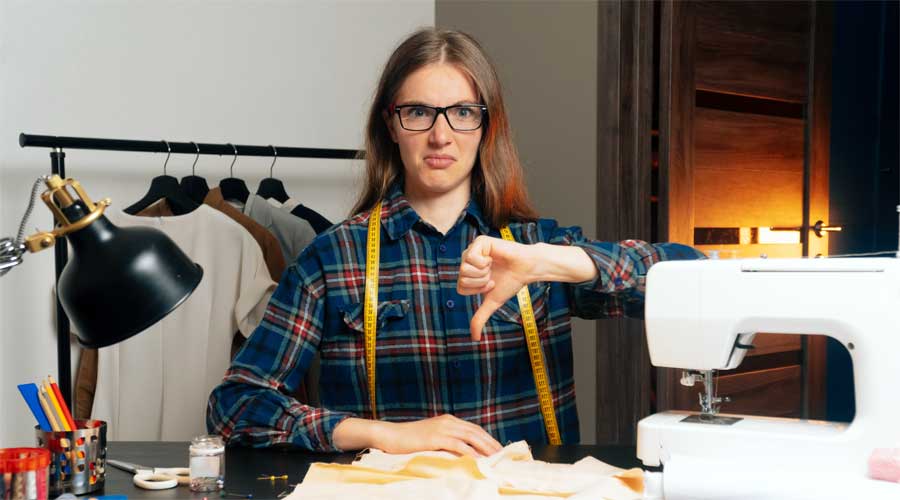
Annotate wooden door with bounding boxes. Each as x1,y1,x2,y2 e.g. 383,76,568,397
657,0,832,419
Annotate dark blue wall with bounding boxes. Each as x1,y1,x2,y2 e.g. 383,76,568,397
827,0,898,422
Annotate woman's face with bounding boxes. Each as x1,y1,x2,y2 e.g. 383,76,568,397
387,63,483,200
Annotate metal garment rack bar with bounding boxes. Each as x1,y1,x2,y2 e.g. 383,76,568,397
20,133,363,160
19,132,365,406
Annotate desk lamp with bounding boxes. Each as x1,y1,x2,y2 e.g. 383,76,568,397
0,175,203,347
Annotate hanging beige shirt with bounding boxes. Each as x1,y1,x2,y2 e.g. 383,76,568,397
288,441,644,500
91,205,276,441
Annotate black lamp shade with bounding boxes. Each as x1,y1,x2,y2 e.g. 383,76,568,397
57,210,202,348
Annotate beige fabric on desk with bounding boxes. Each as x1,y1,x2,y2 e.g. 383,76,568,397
287,441,643,500
90,205,275,440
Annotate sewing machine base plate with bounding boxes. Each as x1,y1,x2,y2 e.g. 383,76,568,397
680,414,742,426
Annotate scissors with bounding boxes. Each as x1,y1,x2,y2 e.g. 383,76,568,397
107,459,190,490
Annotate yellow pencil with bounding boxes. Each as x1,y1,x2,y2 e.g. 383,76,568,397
37,386,62,432
42,381,71,431
48,376,77,430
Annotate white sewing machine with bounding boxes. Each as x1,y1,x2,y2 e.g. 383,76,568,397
636,257,900,480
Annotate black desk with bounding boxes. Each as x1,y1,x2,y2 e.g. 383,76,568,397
98,442,641,499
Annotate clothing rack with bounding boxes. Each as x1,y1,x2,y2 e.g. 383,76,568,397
19,132,365,406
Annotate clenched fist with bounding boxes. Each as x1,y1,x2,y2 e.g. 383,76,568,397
457,235,538,341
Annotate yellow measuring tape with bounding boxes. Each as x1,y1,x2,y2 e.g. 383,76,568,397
364,202,382,419
499,227,561,445
364,204,561,444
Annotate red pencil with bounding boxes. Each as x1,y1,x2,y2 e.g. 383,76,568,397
47,376,77,430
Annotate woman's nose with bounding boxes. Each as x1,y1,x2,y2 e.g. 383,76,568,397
429,113,453,145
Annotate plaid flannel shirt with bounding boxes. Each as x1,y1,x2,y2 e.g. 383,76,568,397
207,183,704,451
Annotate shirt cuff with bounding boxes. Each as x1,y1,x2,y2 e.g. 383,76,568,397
290,405,357,452
571,240,649,294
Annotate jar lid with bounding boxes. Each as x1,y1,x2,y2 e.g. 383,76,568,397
0,448,51,473
191,434,224,446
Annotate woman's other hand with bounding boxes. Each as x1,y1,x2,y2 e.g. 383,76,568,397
333,414,503,457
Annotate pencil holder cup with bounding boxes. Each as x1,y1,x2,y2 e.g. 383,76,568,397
34,419,106,496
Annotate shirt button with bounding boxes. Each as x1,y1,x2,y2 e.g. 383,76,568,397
446,299,455,309
439,244,447,253
614,277,624,287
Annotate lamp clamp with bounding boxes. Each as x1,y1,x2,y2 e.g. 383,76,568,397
23,175,111,253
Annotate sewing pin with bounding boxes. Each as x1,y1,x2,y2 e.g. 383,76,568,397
219,492,253,499
276,484,299,498
257,474,289,481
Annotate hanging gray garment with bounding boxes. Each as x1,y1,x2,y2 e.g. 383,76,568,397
243,193,316,263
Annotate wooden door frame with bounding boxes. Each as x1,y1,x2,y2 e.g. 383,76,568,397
656,0,696,413
594,0,655,445
803,0,833,420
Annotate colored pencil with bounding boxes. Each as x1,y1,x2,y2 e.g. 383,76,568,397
37,386,62,432
48,376,77,430
42,380,71,431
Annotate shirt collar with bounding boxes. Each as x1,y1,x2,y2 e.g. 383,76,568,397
462,194,492,236
379,182,493,240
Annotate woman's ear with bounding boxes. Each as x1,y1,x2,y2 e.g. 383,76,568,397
383,111,398,143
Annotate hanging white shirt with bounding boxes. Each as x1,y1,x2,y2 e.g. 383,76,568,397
92,205,275,441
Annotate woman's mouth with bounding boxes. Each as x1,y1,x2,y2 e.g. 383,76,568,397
424,154,455,168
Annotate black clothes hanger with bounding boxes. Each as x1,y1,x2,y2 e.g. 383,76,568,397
256,145,290,203
180,141,209,204
125,140,200,216
218,143,249,204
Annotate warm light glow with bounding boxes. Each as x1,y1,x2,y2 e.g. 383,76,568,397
759,227,801,244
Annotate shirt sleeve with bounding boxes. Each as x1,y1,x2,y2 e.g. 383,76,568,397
208,249,355,451
544,221,706,319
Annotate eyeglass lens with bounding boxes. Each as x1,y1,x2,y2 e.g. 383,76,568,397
397,105,484,131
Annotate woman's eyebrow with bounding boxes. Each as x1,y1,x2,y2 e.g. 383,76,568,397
395,100,430,107
395,99,480,107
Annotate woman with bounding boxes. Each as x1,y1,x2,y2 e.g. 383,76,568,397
207,28,702,457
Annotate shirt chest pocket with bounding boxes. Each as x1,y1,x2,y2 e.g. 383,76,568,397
484,282,551,341
338,299,411,339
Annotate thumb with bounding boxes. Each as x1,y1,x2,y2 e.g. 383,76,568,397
470,297,503,341
467,236,493,268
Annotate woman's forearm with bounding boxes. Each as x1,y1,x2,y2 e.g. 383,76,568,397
528,243,597,284
332,417,384,450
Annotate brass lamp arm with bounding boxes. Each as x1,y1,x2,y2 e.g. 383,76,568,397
0,175,110,276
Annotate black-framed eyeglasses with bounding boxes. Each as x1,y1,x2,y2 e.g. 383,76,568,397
393,104,488,131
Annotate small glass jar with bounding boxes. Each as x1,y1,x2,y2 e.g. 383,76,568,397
188,435,224,492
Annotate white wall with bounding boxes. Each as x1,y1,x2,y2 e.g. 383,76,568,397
0,0,434,447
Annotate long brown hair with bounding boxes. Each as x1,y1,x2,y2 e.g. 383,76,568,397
351,28,538,227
